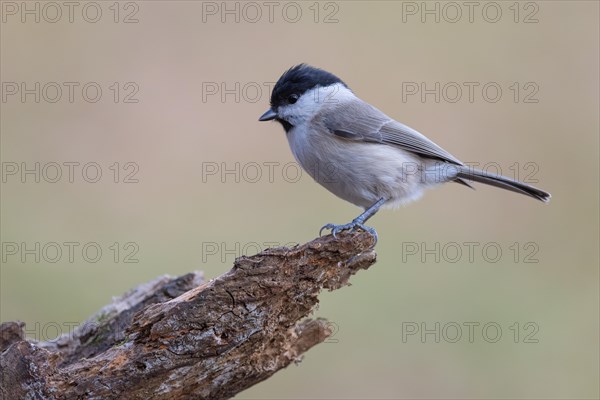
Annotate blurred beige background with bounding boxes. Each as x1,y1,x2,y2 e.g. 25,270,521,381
1,1,598,399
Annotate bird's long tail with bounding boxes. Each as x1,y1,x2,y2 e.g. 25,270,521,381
456,166,551,203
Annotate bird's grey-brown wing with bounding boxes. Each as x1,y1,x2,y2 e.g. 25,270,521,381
321,99,464,166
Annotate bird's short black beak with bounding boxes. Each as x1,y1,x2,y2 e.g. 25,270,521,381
259,109,277,121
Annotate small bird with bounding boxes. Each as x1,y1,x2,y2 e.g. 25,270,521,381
259,64,550,241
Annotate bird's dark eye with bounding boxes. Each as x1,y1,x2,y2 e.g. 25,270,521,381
288,94,299,104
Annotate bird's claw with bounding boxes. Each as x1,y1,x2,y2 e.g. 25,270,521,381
319,221,378,245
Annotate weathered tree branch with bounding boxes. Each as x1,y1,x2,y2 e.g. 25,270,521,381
1,232,376,400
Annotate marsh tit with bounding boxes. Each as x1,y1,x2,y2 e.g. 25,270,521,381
259,64,550,241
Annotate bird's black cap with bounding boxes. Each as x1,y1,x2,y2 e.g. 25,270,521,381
269,64,347,109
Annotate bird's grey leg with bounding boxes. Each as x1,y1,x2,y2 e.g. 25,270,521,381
353,197,386,225
320,197,386,244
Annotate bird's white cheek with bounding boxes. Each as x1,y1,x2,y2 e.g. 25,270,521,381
278,105,303,126
277,105,292,122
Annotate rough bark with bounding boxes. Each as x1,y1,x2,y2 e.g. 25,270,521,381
0,231,376,400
